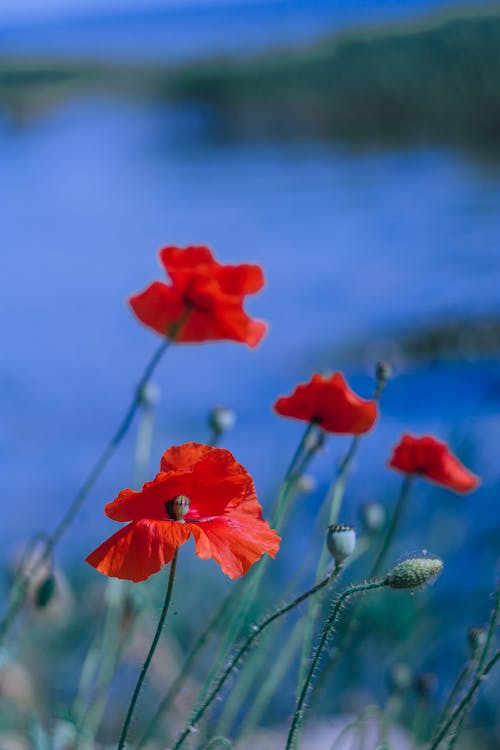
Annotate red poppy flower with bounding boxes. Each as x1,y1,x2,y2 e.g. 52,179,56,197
86,443,280,582
129,245,267,347
273,372,378,435
388,434,480,494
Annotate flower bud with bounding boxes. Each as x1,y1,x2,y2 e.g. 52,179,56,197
376,360,392,386
415,672,438,699
386,556,443,590
326,524,356,565
138,382,161,408
34,574,57,609
387,662,413,693
209,406,236,436
467,626,487,658
359,502,386,534
296,474,317,495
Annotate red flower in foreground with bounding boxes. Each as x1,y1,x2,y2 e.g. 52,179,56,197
129,245,267,347
86,443,280,582
274,372,378,434
388,434,480,494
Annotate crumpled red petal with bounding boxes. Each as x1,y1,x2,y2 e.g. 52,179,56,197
388,434,480,494
274,372,378,435
85,519,191,582
190,516,281,579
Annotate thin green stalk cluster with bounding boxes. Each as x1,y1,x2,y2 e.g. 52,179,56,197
286,579,388,750
117,551,179,750
0,338,171,647
429,575,500,749
170,566,341,750
145,421,320,746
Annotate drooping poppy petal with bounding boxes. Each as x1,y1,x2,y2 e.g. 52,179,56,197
191,516,280,579
86,444,280,582
129,245,267,347
388,434,480,494
274,372,378,435
85,519,191,582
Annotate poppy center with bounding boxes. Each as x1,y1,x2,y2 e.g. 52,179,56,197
166,495,191,523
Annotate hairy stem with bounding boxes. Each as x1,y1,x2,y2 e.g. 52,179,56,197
286,579,387,750
428,650,500,750
171,566,342,750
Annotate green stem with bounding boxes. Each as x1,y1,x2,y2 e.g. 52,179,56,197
0,337,172,646
296,434,361,699
435,575,500,750
427,650,500,750
371,474,414,577
117,551,179,750
432,660,474,747
286,579,387,750
171,566,341,750
136,585,238,748
189,422,320,715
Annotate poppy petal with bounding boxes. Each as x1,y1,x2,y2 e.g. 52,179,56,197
85,519,191,582
190,517,281,579
160,442,214,472
129,281,185,337
274,372,377,435
105,471,194,522
388,434,480,494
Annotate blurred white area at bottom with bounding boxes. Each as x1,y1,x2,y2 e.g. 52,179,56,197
238,716,412,750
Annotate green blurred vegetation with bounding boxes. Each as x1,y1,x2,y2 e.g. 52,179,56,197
2,5,500,143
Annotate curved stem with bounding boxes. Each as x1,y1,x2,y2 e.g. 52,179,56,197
286,579,387,750
0,337,172,646
137,585,238,748
427,650,500,750
432,575,500,750
117,551,179,750
170,566,342,750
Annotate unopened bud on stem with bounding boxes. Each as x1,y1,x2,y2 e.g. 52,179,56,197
386,556,443,590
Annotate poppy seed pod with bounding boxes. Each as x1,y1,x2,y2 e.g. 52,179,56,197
386,556,443,590
326,524,356,565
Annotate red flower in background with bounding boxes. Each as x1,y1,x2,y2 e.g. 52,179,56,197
388,434,480,494
129,245,267,347
86,443,280,582
274,372,378,435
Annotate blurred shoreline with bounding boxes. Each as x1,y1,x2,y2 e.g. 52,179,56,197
1,4,500,145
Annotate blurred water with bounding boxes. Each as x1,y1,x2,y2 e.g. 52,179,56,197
1,96,500,596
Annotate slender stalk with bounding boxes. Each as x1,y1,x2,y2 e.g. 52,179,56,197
137,585,239,748
170,566,342,750
117,551,179,750
370,475,414,577
311,475,416,701
431,660,474,747
202,738,233,749
427,650,500,750
189,423,320,707
0,337,173,646
433,575,500,750
286,579,387,750
296,434,360,698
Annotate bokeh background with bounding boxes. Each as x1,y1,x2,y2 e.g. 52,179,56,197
1,1,500,747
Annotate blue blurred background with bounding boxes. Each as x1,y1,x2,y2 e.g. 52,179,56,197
1,0,500,745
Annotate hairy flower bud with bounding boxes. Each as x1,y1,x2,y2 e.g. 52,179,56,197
376,360,393,386
387,662,413,693
386,556,443,590
326,524,356,565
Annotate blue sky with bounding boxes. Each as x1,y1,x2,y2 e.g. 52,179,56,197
0,0,278,23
